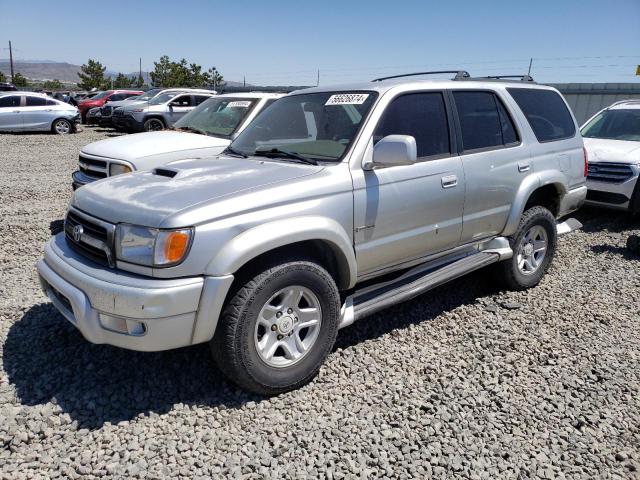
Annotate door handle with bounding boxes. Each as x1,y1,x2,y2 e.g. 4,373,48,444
441,175,458,188
45,109,52,112
518,162,531,172
12,110,20,113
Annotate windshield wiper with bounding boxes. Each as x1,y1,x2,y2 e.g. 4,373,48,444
222,146,248,158
177,126,208,136
253,148,319,165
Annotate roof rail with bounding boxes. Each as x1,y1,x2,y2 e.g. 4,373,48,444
608,99,640,108
470,75,535,83
372,70,470,82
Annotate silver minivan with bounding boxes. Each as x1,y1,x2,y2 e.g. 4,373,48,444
0,92,80,134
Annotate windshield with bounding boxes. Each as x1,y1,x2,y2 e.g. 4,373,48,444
136,89,162,101
229,91,377,162
174,97,257,137
90,91,110,100
582,109,640,141
149,92,181,105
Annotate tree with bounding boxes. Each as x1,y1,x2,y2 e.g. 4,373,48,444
135,72,144,88
12,73,28,87
0,71,6,83
205,67,224,89
150,55,174,87
43,79,64,90
150,55,223,88
112,73,135,89
77,59,107,90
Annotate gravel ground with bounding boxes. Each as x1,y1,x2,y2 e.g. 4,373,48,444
0,127,639,479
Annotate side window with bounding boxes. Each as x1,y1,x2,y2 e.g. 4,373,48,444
171,95,192,107
194,95,211,105
46,99,58,106
0,95,21,107
507,88,576,142
496,98,518,145
375,92,450,158
25,96,48,107
453,91,501,151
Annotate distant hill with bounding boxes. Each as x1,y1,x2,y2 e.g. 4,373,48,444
0,59,248,87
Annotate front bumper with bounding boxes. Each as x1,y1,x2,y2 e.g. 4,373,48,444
37,233,233,351
585,170,640,212
72,170,98,190
112,114,143,132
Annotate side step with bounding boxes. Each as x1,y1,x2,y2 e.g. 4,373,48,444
339,250,504,329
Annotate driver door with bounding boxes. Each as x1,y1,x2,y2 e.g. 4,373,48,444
352,91,465,277
167,94,193,125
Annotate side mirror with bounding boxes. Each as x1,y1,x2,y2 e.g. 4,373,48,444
369,135,417,168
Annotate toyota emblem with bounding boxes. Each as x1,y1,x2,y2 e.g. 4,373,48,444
73,225,84,242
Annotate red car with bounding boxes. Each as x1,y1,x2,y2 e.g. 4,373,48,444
78,90,143,123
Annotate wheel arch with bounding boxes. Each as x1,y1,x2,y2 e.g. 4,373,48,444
50,116,74,133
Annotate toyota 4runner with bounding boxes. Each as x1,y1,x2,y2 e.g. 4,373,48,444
37,71,586,395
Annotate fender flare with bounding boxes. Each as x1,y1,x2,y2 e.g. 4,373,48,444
205,216,357,289
503,173,567,237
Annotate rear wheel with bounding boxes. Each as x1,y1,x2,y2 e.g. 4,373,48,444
143,117,165,131
211,259,340,395
52,118,73,135
496,206,557,290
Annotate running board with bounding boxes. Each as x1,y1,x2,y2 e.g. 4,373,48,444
339,249,506,329
557,218,582,236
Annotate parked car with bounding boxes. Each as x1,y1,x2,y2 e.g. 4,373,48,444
78,90,143,123
73,92,283,188
0,82,18,92
581,100,640,212
99,88,188,129
112,89,216,132
0,91,79,134
37,72,586,394
85,106,103,125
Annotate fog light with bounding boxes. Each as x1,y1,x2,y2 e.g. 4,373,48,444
99,313,146,336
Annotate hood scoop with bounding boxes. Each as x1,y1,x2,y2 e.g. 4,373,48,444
153,168,178,178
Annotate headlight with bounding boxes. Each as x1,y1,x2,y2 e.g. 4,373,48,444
116,225,193,267
130,108,144,113
109,163,133,176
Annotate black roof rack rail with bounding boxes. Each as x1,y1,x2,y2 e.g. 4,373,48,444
469,75,536,83
372,70,470,82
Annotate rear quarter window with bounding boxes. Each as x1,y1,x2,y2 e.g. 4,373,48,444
507,88,576,142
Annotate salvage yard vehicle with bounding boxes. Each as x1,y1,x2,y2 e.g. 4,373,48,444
72,92,283,188
37,71,586,394
581,100,640,212
78,89,143,123
0,91,80,134
112,89,217,132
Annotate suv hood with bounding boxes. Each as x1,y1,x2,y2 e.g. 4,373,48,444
584,137,640,163
81,131,230,162
72,157,323,228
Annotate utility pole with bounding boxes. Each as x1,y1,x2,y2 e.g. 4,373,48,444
139,57,142,85
9,41,15,83
243,76,246,88
527,57,533,76
317,69,320,86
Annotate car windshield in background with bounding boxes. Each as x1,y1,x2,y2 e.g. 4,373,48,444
90,91,110,100
149,92,180,105
581,109,640,142
174,97,257,138
137,89,162,101
229,91,377,162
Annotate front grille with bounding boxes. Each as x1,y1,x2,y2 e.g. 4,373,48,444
587,162,634,184
64,210,115,267
78,154,107,179
113,108,125,118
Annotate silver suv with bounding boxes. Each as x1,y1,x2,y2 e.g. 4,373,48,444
113,89,216,132
37,71,586,394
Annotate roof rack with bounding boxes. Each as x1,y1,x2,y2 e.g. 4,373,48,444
608,99,640,108
372,70,470,82
472,75,536,83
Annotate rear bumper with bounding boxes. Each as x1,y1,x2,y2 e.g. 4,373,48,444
37,233,233,351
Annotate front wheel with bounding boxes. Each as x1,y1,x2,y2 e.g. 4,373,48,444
496,206,557,290
52,118,73,135
143,117,165,131
210,259,340,395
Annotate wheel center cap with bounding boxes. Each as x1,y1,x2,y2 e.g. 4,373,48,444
523,243,534,256
277,316,294,334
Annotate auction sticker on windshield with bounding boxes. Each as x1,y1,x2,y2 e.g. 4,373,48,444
228,101,252,108
325,93,369,106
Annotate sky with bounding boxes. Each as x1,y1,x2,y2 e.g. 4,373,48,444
1,0,639,85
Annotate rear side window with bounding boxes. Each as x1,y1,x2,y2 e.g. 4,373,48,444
46,99,58,106
194,95,211,105
26,96,47,106
375,92,450,158
507,88,575,142
0,95,21,107
453,91,519,151
170,95,192,107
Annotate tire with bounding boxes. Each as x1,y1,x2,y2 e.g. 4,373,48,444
52,118,73,135
143,117,165,131
495,206,557,290
210,258,340,395
627,235,640,253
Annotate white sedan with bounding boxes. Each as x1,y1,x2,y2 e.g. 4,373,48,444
0,92,80,134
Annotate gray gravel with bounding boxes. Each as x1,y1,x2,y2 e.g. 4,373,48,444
1,127,639,479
